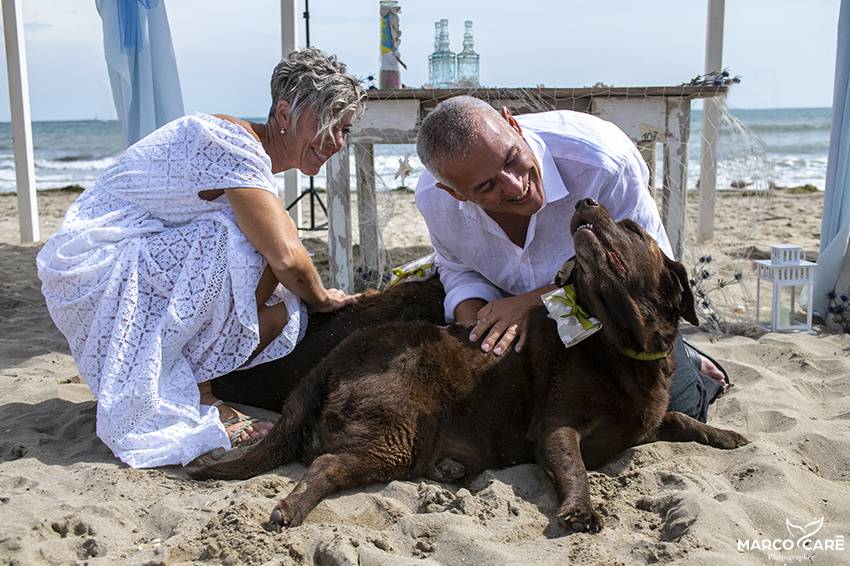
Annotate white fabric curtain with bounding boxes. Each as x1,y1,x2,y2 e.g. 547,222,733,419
814,0,850,315
96,0,184,147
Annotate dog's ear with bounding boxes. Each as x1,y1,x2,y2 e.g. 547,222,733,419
663,254,699,326
554,257,577,288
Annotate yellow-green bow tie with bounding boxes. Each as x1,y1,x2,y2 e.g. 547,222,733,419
389,262,434,286
549,284,595,330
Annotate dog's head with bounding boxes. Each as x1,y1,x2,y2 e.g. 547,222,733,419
555,198,697,354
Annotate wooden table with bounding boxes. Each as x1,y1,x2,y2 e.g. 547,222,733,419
324,85,728,291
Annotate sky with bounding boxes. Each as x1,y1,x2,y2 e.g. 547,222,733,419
0,0,841,122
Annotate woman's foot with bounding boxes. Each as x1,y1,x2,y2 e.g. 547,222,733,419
199,382,274,446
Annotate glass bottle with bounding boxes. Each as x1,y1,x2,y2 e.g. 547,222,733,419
428,19,456,88
456,20,480,87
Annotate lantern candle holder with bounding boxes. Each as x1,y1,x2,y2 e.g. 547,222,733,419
754,244,817,332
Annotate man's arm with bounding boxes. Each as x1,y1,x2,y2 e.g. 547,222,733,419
416,176,545,355
434,247,503,322
415,184,503,322
453,298,487,326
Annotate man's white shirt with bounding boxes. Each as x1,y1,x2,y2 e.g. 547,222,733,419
414,110,673,321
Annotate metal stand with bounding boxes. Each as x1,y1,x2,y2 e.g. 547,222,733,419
286,176,328,231
285,0,327,231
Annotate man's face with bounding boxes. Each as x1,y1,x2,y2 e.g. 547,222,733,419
434,107,545,217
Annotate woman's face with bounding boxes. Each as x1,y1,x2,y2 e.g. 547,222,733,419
289,108,354,176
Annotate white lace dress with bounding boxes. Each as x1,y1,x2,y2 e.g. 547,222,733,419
37,114,307,468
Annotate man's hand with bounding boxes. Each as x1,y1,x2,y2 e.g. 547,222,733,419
468,292,545,355
700,355,728,391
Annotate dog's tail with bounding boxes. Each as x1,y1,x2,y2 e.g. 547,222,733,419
187,364,330,481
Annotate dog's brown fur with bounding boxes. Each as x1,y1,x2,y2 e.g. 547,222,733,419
189,201,748,533
210,278,446,411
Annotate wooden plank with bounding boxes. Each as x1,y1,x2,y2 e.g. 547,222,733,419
282,170,301,227
590,98,666,143
326,140,353,292
280,0,301,226
697,0,725,243
637,142,657,194
698,99,722,243
350,99,419,144
661,98,691,260
365,85,728,102
354,144,382,289
280,0,298,55
2,0,38,243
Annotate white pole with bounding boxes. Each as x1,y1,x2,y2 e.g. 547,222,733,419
2,0,38,243
281,0,301,226
697,0,725,243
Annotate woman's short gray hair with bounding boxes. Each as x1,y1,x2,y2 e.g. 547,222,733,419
416,95,495,181
270,48,366,142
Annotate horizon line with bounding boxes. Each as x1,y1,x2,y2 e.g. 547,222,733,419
0,105,833,124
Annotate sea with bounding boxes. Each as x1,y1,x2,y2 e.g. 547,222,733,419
0,107,830,195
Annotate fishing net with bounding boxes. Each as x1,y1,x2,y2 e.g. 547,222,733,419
287,78,777,336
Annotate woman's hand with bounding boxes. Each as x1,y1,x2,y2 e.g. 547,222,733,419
314,288,359,313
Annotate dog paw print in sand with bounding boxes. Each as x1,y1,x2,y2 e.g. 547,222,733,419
44,516,105,560
416,480,526,523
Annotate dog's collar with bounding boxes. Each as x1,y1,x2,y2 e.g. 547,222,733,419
620,345,673,362
544,282,673,361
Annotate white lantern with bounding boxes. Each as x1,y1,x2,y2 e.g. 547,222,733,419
754,244,817,332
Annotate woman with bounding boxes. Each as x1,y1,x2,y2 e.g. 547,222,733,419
36,48,365,468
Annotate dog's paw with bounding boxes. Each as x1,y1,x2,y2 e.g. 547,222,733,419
709,428,750,450
557,501,603,533
268,501,303,530
431,457,467,482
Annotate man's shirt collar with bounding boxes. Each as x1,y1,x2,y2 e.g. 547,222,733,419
524,127,569,205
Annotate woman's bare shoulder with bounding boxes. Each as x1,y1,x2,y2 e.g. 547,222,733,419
211,114,262,144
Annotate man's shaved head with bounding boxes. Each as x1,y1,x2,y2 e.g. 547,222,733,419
416,96,500,182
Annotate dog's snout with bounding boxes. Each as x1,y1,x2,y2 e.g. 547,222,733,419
575,198,598,210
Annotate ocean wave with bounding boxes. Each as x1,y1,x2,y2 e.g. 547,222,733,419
0,155,116,171
34,156,115,171
739,121,832,133
51,154,102,162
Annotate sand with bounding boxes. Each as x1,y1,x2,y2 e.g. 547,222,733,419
1,187,849,565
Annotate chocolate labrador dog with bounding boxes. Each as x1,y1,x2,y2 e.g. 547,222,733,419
189,199,748,533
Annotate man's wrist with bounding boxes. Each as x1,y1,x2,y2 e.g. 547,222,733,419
454,298,487,324
521,285,555,305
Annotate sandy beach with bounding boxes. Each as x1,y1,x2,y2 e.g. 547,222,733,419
1,187,849,565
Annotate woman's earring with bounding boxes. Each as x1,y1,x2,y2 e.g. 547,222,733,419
279,128,286,135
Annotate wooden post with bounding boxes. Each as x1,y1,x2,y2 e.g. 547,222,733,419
662,98,691,260
354,143,382,289
326,141,353,291
637,142,657,195
697,0,725,243
2,0,38,243
280,0,301,226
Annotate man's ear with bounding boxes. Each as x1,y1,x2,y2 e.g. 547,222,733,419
275,100,291,130
436,181,467,202
500,106,523,135
663,254,699,326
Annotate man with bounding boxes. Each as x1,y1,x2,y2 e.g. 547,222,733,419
414,96,725,423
